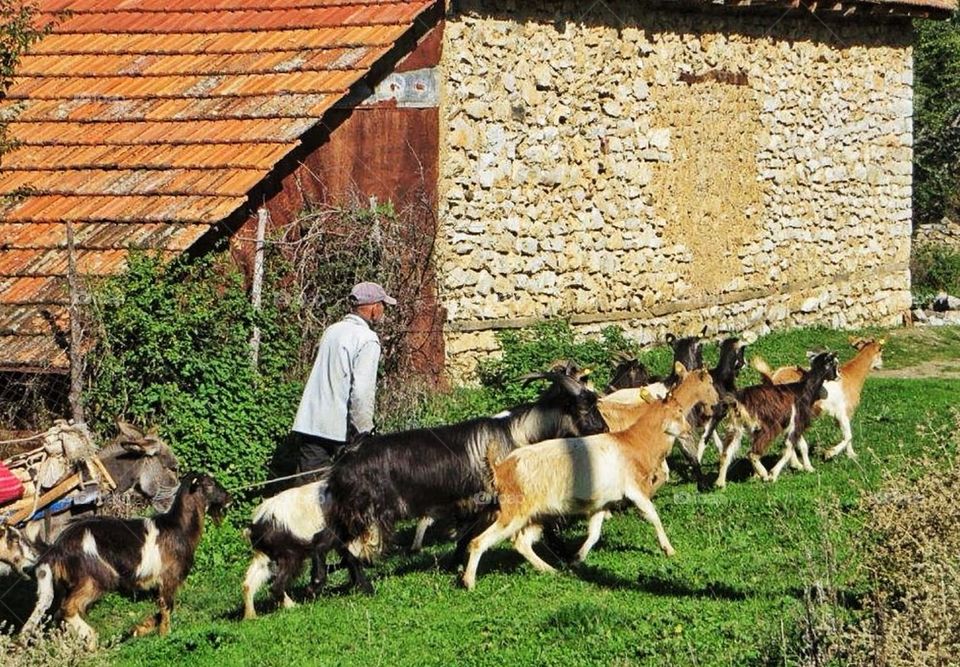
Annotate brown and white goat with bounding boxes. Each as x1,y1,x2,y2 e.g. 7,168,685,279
0,524,39,578
752,337,884,460
460,366,719,590
715,351,839,488
21,472,229,647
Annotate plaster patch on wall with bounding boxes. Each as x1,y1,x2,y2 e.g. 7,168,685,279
650,78,766,297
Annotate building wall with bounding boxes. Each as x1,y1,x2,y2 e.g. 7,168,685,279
438,1,914,379
230,21,447,380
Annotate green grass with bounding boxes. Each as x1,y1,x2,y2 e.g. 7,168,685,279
2,326,959,666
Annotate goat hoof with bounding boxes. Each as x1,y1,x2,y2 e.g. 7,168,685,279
662,546,676,558
357,582,375,596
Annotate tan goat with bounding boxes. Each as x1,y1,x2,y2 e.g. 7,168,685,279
460,366,719,590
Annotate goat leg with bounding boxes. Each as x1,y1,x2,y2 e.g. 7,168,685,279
306,528,336,596
314,528,372,596
511,524,557,573
796,435,815,472
716,425,744,489
824,415,854,460
21,563,55,636
409,515,435,553
450,511,496,571
624,486,674,557
574,510,609,563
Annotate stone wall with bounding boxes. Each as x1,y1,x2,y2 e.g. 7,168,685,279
914,217,960,249
438,1,914,379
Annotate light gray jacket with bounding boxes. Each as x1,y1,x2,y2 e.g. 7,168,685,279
292,313,381,441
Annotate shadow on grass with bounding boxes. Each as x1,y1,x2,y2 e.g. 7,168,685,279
0,574,37,631
568,562,751,599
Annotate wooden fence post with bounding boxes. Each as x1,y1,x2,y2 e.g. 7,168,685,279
65,220,85,424
249,206,269,368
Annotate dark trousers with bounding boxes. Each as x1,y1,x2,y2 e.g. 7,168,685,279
297,433,344,477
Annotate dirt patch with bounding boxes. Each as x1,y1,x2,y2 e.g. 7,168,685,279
873,325,960,379
873,360,960,380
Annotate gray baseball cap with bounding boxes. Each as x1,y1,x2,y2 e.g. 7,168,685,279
350,282,397,306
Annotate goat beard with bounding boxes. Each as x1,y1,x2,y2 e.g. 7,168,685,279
207,501,228,526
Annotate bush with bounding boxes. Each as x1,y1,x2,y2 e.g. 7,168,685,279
789,413,960,666
0,623,94,667
412,320,677,428
84,252,303,496
842,421,960,665
914,14,960,226
82,195,436,498
911,242,960,304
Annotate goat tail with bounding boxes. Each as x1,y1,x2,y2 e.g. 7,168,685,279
751,355,775,382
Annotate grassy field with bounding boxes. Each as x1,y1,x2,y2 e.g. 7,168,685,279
2,325,958,666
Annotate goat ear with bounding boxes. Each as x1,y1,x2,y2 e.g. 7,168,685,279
116,420,144,441
699,324,707,337
120,439,161,457
189,475,201,492
805,350,818,363
673,361,688,378
639,387,653,402
878,338,886,347
665,333,676,345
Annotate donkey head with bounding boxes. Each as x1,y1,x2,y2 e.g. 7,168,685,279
100,421,180,512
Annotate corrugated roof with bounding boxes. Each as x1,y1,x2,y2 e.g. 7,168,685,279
0,0,437,370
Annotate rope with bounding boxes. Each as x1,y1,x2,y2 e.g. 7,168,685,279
227,466,331,494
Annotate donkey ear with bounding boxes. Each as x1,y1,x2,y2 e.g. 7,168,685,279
116,420,144,441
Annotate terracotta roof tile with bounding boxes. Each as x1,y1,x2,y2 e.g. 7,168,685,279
0,0,437,369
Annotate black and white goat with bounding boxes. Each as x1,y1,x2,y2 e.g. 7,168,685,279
311,373,608,595
242,480,381,619
606,328,707,396
21,472,229,647
715,352,839,488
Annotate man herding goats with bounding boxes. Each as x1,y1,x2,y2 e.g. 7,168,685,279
292,281,396,475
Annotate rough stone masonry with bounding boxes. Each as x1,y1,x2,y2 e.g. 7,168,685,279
438,1,913,379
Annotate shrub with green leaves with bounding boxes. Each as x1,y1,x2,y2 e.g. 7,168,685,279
911,242,960,304
84,253,303,494
914,14,960,226
414,320,676,428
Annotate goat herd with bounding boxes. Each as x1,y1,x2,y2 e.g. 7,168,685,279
0,332,885,649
